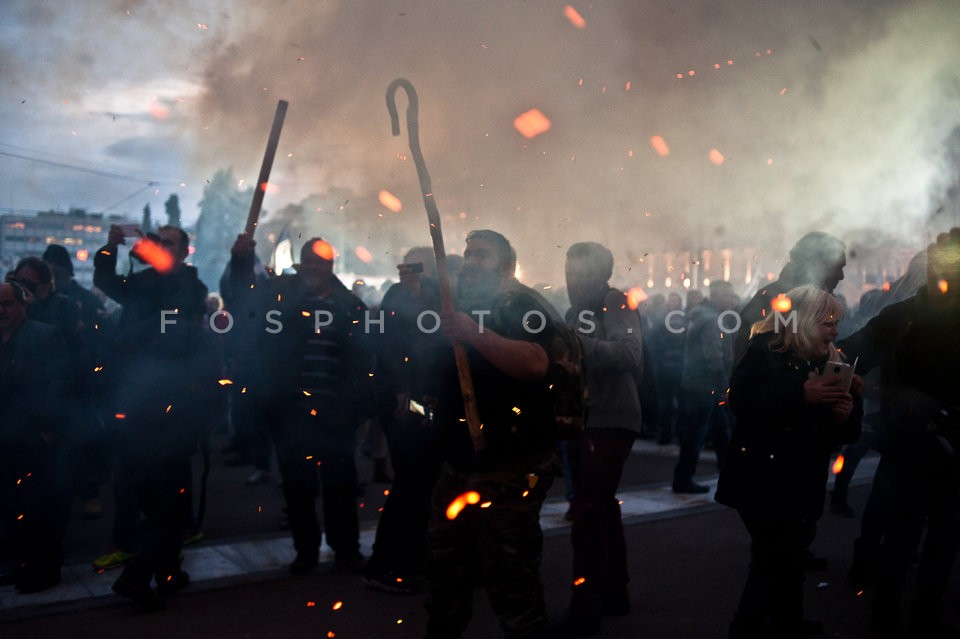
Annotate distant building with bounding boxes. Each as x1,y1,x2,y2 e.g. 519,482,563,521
0,208,129,287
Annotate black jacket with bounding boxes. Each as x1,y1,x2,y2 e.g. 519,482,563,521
715,333,862,520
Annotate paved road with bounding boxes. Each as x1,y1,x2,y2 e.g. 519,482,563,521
3,438,958,638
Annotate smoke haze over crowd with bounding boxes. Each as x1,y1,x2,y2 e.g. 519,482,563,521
2,0,958,285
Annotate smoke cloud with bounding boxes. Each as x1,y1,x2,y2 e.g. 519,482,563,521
2,0,958,291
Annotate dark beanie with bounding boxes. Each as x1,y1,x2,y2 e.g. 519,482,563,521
42,244,74,276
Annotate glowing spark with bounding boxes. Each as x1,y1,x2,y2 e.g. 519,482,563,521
306,601,316,607
355,246,373,263
938,279,949,294
714,63,721,69
771,294,792,313
149,102,170,120
625,81,631,91
513,109,551,139
327,633,336,638
480,501,492,508
446,491,481,520
512,407,522,415
688,69,695,76
709,149,725,166
676,73,684,79
115,413,127,420
260,182,279,194
165,405,172,414
76,249,89,262
832,455,844,475
378,190,403,213
626,287,648,310
218,379,234,386
332,601,343,610
650,135,670,156
197,23,208,30
564,5,586,28
310,239,335,261
574,577,586,586
131,237,175,273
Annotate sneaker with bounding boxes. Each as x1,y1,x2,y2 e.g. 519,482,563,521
289,553,319,576
335,552,367,573
156,570,190,597
14,571,61,594
672,481,710,494
112,578,166,611
364,571,418,594
81,498,103,520
92,550,136,571
245,469,270,485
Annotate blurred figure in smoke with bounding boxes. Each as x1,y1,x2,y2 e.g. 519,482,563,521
365,246,445,593
0,281,71,594
426,229,560,639
228,234,374,576
837,228,960,637
672,281,733,494
646,292,684,445
562,242,643,636
42,245,110,520
92,225,213,609
716,285,862,638
734,231,846,367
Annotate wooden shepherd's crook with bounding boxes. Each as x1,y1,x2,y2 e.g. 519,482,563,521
386,78,485,452
244,99,289,237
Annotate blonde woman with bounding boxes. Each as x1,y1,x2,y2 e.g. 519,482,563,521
716,284,863,638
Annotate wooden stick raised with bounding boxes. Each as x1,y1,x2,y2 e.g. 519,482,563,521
244,99,289,237
386,78,485,451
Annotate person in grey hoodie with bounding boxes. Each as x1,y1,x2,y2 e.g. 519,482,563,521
562,242,643,636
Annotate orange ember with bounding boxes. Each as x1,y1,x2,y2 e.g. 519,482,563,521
514,108,552,139
260,182,279,194
574,577,586,586
378,190,403,213
310,239,335,261
76,248,89,262
709,149,725,166
832,455,844,475
564,5,586,28
938,279,949,295
332,601,343,610
626,287,648,310
650,135,670,157
355,246,373,263
446,491,481,520
770,294,792,314
132,237,175,273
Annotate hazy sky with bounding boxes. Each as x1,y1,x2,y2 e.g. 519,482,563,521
2,0,958,285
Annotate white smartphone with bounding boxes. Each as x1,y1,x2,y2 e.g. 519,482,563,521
819,358,856,392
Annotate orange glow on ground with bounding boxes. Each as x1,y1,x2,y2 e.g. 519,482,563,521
650,135,670,156
310,239,336,261
832,455,844,475
514,109,552,138
446,491,481,520
378,190,403,212
564,5,586,28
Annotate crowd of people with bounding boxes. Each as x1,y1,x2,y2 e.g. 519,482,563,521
1,222,958,638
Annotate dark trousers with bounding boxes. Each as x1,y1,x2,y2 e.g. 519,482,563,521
732,509,816,638
655,367,682,443
274,411,360,558
230,383,272,472
110,432,144,554
368,414,442,576
2,435,65,580
425,456,555,639
871,441,960,630
674,387,716,487
116,453,189,589
567,428,635,619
